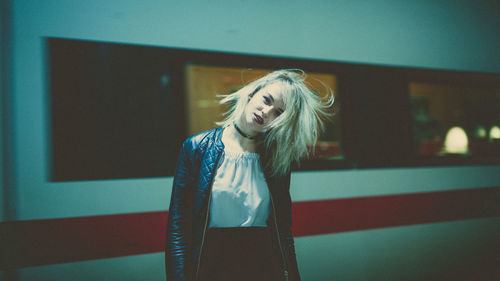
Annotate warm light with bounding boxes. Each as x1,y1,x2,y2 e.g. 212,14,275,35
444,126,468,154
475,125,487,138
490,126,500,140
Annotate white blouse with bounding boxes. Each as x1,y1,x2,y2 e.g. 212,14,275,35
208,149,271,228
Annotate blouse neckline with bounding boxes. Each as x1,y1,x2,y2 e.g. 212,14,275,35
223,148,260,160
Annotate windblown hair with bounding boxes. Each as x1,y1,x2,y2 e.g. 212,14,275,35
217,69,335,177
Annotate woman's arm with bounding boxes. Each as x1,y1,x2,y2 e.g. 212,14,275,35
166,140,195,281
281,172,302,281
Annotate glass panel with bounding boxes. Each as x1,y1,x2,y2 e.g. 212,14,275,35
409,82,500,158
49,39,179,181
185,64,342,159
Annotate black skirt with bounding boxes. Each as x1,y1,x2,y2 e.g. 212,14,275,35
198,227,284,281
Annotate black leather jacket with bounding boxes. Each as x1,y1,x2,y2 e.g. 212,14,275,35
165,127,301,281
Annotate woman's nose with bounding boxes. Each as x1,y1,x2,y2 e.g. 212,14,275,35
261,106,273,118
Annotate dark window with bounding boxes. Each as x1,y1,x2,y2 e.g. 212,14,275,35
47,38,500,181
48,38,183,181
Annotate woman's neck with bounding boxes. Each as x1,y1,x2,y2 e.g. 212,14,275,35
222,125,258,153
235,116,259,138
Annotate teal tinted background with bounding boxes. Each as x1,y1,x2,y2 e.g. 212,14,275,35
296,217,500,281
13,0,500,72
8,0,500,219
2,0,500,280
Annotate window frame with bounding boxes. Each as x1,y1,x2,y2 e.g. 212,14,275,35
48,38,500,181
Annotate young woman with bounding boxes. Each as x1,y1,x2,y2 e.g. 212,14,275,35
165,69,334,281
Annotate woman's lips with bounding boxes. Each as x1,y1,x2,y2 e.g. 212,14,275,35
253,113,264,125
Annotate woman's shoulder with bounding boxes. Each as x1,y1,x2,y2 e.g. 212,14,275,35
182,127,223,151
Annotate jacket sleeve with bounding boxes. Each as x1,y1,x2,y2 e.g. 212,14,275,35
166,140,195,281
280,172,302,281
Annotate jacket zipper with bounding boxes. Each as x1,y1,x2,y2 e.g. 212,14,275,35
269,192,289,281
195,151,223,280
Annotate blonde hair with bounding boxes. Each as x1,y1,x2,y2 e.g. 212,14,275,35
217,69,334,177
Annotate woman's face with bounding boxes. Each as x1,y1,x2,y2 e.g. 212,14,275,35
242,82,286,134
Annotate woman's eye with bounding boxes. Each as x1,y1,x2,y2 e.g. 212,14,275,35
263,96,271,104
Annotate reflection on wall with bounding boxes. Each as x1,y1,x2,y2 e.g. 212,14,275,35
184,65,343,159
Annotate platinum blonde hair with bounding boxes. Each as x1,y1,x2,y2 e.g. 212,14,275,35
217,69,335,177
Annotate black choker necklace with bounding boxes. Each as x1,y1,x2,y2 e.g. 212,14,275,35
233,123,256,140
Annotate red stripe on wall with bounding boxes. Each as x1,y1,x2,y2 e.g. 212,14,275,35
291,186,500,237
1,211,168,269
1,186,499,269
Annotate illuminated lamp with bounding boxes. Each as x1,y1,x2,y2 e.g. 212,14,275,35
489,125,500,140
443,126,468,154
475,125,487,138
